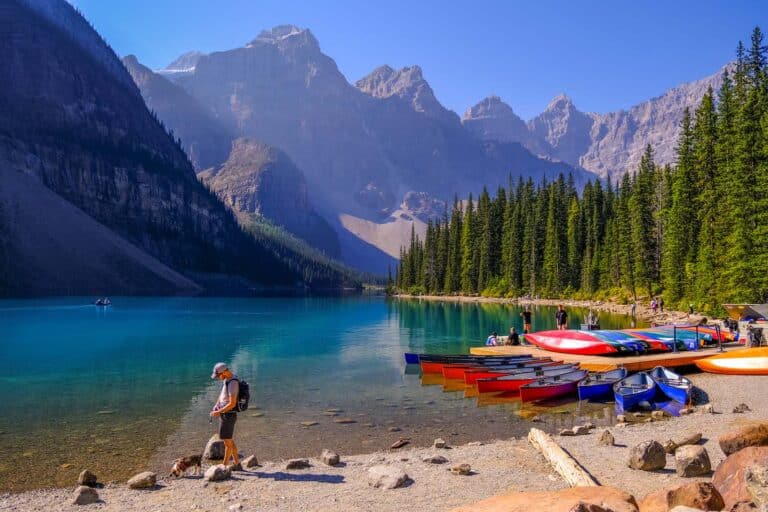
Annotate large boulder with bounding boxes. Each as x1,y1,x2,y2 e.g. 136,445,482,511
72,485,99,505
127,471,156,489
204,464,231,482
745,465,768,507
675,445,712,477
203,434,225,460
638,482,724,512
367,465,409,489
713,446,768,509
450,486,638,512
628,440,667,471
720,423,768,456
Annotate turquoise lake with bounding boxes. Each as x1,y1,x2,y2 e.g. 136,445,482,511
0,296,636,491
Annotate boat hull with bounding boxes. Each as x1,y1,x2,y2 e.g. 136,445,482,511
476,367,580,393
577,368,628,401
464,363,576,384
695,347,768,375
614,373,657,410
523,330,623,355
519,370,588,402
649,366,692,404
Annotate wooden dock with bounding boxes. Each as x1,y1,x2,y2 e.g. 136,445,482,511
469,344,745,372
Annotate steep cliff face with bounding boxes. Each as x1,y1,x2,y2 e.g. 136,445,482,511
528,94,595,167
122,55,233,170
462,96,552,157
200,139,340,257
0,0,307,295
356,65,459,125
462,66,728,178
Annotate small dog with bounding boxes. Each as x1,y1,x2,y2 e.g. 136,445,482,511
169,455,202,478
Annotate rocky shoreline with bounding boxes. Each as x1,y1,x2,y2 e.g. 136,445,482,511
394,294,708,326
3,373,767,511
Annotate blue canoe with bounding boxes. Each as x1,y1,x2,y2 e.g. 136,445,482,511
614,372,657,411
649,366,692,404
577,368,628,401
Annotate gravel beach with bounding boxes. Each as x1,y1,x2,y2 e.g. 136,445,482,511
2,372,764,512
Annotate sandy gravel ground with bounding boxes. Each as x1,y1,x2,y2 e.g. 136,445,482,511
2,372,764,512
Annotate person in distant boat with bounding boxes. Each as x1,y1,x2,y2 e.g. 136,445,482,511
587,310,597,327
555,305,568,331
485,332,498,346
507,327,520,346
520,307,532,334
210,362,241,470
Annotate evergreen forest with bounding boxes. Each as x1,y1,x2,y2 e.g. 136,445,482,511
395,28,768,314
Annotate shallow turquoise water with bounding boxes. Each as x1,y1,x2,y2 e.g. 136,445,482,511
0,296,635,491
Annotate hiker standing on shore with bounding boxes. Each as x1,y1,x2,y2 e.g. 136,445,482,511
659,297,664,313
210,362,242,470
520,307,532,333
555,305,568,331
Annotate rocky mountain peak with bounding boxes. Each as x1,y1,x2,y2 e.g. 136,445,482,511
164,50,205,73
544,93,575,112
356,64,457,123
249,25,319,52
462,95,517,121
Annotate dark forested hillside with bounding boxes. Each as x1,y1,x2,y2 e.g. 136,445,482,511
0,0,357,295
397,27,768,313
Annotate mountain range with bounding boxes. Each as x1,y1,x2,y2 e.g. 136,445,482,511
128,25,727,273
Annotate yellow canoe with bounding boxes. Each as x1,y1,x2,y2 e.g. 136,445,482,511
695,347,768,375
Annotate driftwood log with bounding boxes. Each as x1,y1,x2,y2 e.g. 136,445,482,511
662,432,703,454
528,428,599,487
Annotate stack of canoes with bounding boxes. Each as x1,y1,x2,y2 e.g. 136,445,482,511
522,325,723,356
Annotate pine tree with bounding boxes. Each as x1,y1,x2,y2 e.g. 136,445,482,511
460,195,478,294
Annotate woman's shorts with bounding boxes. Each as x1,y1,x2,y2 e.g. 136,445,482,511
219,412,237,439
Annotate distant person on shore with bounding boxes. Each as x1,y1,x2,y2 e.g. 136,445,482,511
689,303,694,315
631,301,636,318
520,307,532,333
659,297,664,313
650,298,658,314
210,362,242,470
507,327,520,346
555,305,568,331
485,331,498,346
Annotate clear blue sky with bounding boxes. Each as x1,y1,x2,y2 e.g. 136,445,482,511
70,0,766,120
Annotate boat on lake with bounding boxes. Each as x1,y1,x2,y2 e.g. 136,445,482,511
419,354,534,374
613,372,656,410
577,368,628,401
519,369,588,402
476,365,581,393
463,362,577,384
441,357,554,380
648,366,692,404
94,298,111,306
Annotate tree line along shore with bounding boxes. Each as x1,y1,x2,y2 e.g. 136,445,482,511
394,27,768,317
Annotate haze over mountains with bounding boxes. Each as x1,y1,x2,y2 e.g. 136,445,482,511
126,24,728,273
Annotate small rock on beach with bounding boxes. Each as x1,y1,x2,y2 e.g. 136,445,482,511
286,458,311,470
72,486,99,505
204,464,231,482
321,449,340,466
368,465,409,489
628,440,666,471
127,471,156,489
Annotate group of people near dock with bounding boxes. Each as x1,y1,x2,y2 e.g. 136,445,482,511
485,305,569,346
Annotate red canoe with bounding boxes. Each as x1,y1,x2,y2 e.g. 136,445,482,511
476,366,581,393
518,369,588,402
523,330,618,355
441,357,552,380
463,361,567,384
